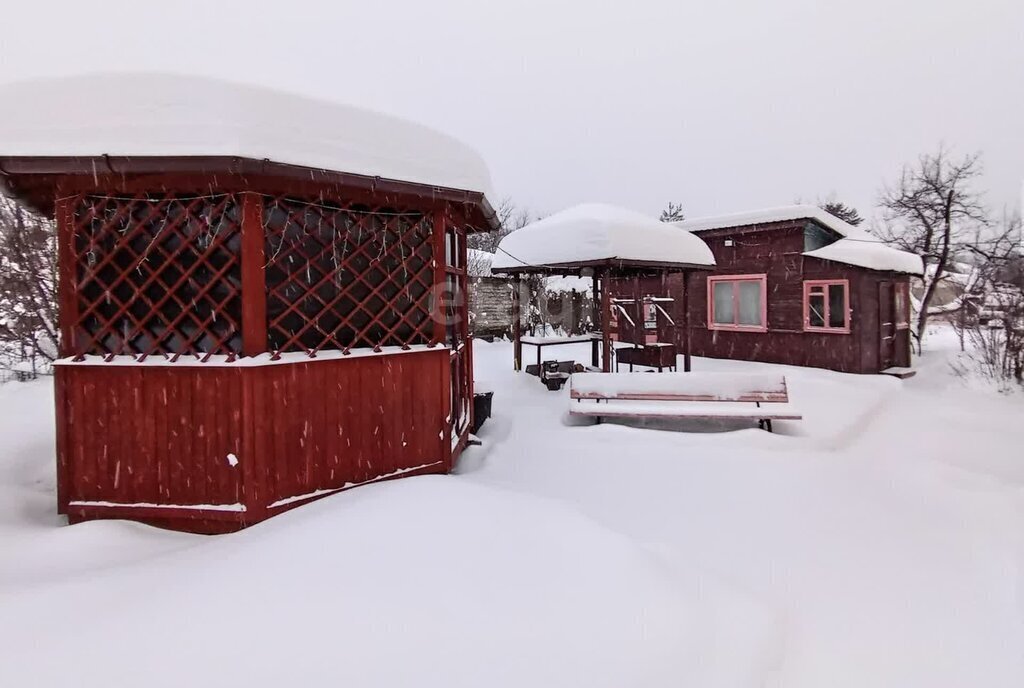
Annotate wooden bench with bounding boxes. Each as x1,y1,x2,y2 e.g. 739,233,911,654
568,372,802,432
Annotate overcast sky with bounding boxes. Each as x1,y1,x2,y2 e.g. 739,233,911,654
1,0,1021,226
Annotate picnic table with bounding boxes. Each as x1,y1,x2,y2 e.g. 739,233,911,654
520,333,602,371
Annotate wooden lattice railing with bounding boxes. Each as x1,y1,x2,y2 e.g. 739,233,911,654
263,198,435,355
61,192,440,360
68,193,243,360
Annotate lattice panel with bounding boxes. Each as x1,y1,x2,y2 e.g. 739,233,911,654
263,198,435,354
71,194,243,359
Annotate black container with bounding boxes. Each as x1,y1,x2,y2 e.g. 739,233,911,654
472,391,493,434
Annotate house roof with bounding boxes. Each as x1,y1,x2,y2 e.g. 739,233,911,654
675,204,923,275
0,73,494,200
491,203,716,274
676,204,869,238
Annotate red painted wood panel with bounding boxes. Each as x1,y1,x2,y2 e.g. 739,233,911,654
57,348,450,532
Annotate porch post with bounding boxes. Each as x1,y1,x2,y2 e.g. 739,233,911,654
681,270,692,372
591,272,600,367
633,274,643,348
512,274,522,371
601,269,612,373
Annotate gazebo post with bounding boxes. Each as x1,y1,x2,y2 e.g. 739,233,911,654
681,270,692,372
591,271,600,367
512,273,522,371
632,274,643,349
600,269,612,373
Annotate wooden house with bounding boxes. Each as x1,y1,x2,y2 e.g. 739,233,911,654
0,74,497,533
620,206,923,375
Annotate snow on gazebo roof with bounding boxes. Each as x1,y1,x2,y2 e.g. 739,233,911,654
676,204,923,275
0,73,493,199
491,203,715,273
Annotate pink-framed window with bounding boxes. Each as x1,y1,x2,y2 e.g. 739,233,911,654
803,279,850,333
707,274,767,332
894,281,911,329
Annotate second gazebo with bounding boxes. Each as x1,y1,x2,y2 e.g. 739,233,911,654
490,203,715,373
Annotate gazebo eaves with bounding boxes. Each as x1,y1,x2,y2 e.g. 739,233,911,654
0,155,500,231
490,257,716,276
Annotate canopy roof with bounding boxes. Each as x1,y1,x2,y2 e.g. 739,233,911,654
0,72,494,200
491,203,716,274
676,204,923,275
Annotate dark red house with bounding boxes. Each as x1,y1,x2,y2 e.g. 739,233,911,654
0,74,497,533
618,206,922,375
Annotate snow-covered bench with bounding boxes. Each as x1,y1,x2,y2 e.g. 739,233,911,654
568,372,802,432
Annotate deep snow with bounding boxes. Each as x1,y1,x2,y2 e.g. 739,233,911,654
1,325,1022,687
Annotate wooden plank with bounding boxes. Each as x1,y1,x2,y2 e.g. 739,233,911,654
600,270,612,372
54,196,78,357
240,192,268,356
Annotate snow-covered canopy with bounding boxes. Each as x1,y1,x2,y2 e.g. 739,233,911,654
0,73,493,198
491,203,715,273
676,205,923,275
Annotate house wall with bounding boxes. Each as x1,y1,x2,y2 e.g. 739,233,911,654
469,277,513,338
654,221,911,374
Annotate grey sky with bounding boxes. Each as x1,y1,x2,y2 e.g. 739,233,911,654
1,0,1021,225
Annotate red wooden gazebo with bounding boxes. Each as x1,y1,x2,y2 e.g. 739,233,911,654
0,74,498,533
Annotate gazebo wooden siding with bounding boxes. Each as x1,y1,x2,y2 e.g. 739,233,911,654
57,352,449,533
657,220,913,374
2,161,491,533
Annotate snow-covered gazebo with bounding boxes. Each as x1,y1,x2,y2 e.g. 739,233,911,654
0,73,499,532
491,203,715,373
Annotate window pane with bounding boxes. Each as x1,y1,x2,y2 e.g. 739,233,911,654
737,281,762,326
808,294,825,327
828,284,846,328
712,282,734,324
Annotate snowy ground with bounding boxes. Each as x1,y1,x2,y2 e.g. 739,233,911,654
1,325,1022,687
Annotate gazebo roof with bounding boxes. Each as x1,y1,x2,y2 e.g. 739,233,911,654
0,73,497,226
491,203,716,274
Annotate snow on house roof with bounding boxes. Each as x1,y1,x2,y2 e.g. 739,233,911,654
676,204,871,239
676,204,923,275
0,73,493,198
491,203,715,272
804,239,924,275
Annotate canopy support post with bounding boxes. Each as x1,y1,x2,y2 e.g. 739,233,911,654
591,272,600,368
600,269,612,373
681,270,692,372
633,274,644,349
512,274,522,371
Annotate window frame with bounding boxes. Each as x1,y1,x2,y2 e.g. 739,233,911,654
706,274,768,333
802,279,851,334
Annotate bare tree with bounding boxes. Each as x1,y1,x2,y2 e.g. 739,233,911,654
659,202,686,223
0,197,58,373
819,200,864,226
877,147,988,347
467,197,532,254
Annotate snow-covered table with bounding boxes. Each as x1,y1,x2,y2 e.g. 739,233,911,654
520,333,602,371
